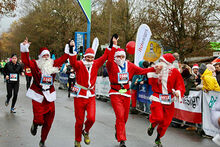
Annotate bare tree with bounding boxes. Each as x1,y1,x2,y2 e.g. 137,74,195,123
0,0,16,18
145,0,219,59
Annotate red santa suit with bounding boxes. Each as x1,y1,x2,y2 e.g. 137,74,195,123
147,53,185,139
20,43,69,143
106,46,156,142
69,47,109,142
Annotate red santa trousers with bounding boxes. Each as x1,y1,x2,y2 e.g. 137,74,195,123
110,94,130,142
32,99,55,142
131,89,137,108
74,97,96,142
149,101,175,138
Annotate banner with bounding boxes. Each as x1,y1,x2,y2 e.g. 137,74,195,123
137,83,153,103
174,90,202,124
95,77,110,96
92,37,99,56
134,24,152,66
203,91,220,137
143,40,163,62
136,83,153,113
77,0,91,22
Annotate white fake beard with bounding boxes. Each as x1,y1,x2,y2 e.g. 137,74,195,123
82,59,93,68
156,62,170,81
115,58,125,67
37,58,59,75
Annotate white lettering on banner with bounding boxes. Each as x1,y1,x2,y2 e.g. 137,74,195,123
138,94,150,100
174,90,201,113
135,24,152,66
182,95,200,109
203,91,220,137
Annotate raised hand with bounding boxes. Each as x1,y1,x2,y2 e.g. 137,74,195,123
23,37,31,45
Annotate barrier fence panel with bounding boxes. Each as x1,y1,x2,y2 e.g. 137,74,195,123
95,77,110,97
174,90,202,124
136,83,153,114
202,91,220,137
95,76,220,137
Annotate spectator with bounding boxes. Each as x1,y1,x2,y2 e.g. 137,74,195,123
181,64,195,95
192,64,201,86
198,63,220,92
214,62,220,86
130,60,149,114
173,52,181,72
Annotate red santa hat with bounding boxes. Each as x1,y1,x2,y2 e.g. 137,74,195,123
114,48,126,57
192,64,199,70
84,48,95,57
39,47,50,58
160,53,175,64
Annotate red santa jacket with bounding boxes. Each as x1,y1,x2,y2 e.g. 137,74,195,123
147,67,185,104
106,47,155,97
69,49,109,98
21,52,69,103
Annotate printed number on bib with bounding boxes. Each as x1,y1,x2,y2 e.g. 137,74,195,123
118,72,129,84
9,73,18,81
69,73,75,79
159,94,172,105
26,68,31,74
40,76,53,85
71,86,81,97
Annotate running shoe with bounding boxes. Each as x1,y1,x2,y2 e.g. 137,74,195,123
82,130,90,145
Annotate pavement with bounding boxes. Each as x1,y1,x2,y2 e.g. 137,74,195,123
0,75,218,147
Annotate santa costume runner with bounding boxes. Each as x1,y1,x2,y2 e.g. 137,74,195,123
20,38,69,147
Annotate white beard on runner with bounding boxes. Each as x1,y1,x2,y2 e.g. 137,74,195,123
115,58,125,68
82,59,93,69
37,58,59,75
156,61,174,81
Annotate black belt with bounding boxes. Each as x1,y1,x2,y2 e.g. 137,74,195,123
111,83,129,85
111,87,130,92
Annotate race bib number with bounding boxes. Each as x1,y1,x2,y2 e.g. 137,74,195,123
159,94,172,105
71,86,81,97
69,73,75,79
9,73,18,81
26,68,31,74
40,76,53,85
118,72,129,84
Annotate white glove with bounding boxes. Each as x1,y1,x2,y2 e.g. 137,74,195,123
172,89,182,103
20,43,30,52
64,44,77,56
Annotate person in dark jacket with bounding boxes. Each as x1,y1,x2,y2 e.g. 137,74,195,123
4,54,24,113
66,64,76,97
214,62,220,86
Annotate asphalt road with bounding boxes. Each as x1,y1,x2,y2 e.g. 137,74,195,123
0,75,218,147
